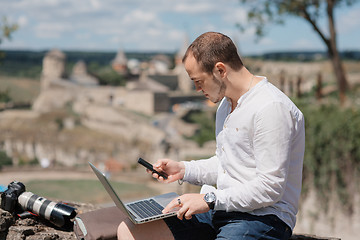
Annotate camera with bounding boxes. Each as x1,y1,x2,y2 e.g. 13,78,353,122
1,181,77,230
0,181,25,213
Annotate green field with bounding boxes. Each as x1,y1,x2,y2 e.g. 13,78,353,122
0,76,40,103
24,179,159,204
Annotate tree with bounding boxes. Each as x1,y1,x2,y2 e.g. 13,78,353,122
0,16,18,44
0,16,18,59
0,150,12,170
239,0,356,105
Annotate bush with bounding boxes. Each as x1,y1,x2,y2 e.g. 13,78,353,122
299,102,360,213
0,88,11,103
186,102,360,213
183,110,216,147
95,66,126,86
0,150,12,170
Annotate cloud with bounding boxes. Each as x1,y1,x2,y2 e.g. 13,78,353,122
35,22,73,39
337,6,360,34
90,0,101,10
291,38,322,50
173,2,217,14
17,16,28,27
75,33,91,40
1,0,357,52
223,8,248,24
122,9,159,25
258,37,274,46
0,0,256,51
0,39,28,49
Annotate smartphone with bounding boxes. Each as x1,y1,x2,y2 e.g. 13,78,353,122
137,158,168,180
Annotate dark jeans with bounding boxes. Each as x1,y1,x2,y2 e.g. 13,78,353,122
164,210,292,240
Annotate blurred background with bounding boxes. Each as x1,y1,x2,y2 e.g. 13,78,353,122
0,0,359,239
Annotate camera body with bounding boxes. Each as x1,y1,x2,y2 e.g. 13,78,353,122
0,181,76,229
1,181,25,213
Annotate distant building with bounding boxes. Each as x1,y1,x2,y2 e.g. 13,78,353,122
173,34,193,93
33,33,200,116
41,49,66,90
111,49,128,75
70,60,99,86
148,54,173,74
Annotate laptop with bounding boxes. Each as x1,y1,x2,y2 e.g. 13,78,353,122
89,162,179,224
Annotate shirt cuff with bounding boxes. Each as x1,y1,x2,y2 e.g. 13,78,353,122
182,160,204,185
182,160,194,183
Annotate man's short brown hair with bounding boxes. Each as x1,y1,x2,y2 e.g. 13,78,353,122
182,32,243,74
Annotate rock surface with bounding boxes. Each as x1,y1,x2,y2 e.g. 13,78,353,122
1,202,341,240
0,202,99,240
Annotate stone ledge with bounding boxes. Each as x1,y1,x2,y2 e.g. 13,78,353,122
0,204,340,240
0,202,99,240
291,235,340,240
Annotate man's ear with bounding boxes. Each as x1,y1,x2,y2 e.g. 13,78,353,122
214,62,226,78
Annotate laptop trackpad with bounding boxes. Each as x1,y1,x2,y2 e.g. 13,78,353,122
153,192,179,207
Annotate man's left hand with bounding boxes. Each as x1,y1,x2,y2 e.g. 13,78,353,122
162,193,209,220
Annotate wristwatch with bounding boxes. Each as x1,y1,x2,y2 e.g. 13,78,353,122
204,192,216,210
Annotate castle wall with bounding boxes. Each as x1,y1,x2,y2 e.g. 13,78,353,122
123,91,155,115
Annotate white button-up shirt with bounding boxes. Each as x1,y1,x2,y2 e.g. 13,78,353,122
183,78,305,230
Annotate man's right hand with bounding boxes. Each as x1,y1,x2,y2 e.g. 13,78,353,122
149,159,185,183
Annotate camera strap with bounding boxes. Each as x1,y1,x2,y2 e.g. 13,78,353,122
0,185,7,192
17,211,39,219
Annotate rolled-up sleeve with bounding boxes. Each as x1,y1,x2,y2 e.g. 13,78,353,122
182,155,219,186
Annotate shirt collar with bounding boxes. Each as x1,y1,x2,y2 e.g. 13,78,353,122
229,77,268,109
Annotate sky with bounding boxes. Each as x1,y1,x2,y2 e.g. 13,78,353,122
1,0,360,55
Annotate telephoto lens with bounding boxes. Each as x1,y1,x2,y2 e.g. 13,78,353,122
18,192,77,229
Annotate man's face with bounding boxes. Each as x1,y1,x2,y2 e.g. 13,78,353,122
184,54,226,103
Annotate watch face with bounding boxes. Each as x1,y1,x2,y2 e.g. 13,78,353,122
204,192,216,210
205,192,216,203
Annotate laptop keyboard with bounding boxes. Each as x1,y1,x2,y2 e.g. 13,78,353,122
127,199,164,219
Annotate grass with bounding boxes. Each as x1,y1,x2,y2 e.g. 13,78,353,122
0,76,40,102
24,179,159,204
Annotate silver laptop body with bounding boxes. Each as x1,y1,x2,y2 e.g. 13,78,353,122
89,162,178,224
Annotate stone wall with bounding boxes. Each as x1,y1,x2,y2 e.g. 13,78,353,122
295,188,360,240
0,107,168,168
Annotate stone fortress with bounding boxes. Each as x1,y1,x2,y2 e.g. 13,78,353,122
0,37,216,170
33,40,195,115
0,37,337,172
1,33,351,172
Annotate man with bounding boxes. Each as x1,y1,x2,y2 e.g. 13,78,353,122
117,32,305,240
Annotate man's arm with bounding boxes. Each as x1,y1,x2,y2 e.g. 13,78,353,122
156,156,219,220
182,155,219,186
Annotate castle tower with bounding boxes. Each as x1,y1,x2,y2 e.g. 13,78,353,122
41,49,66,90
174,34,193,93
111,49,128,75
175,34,189,66
70,60,99,86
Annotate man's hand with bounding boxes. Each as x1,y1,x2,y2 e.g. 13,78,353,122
162,193,209,220
148,159,185,183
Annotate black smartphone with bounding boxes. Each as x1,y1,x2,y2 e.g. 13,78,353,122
138,158,168,180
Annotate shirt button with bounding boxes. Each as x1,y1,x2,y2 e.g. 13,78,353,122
222,147,225,151
223,170,226,174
